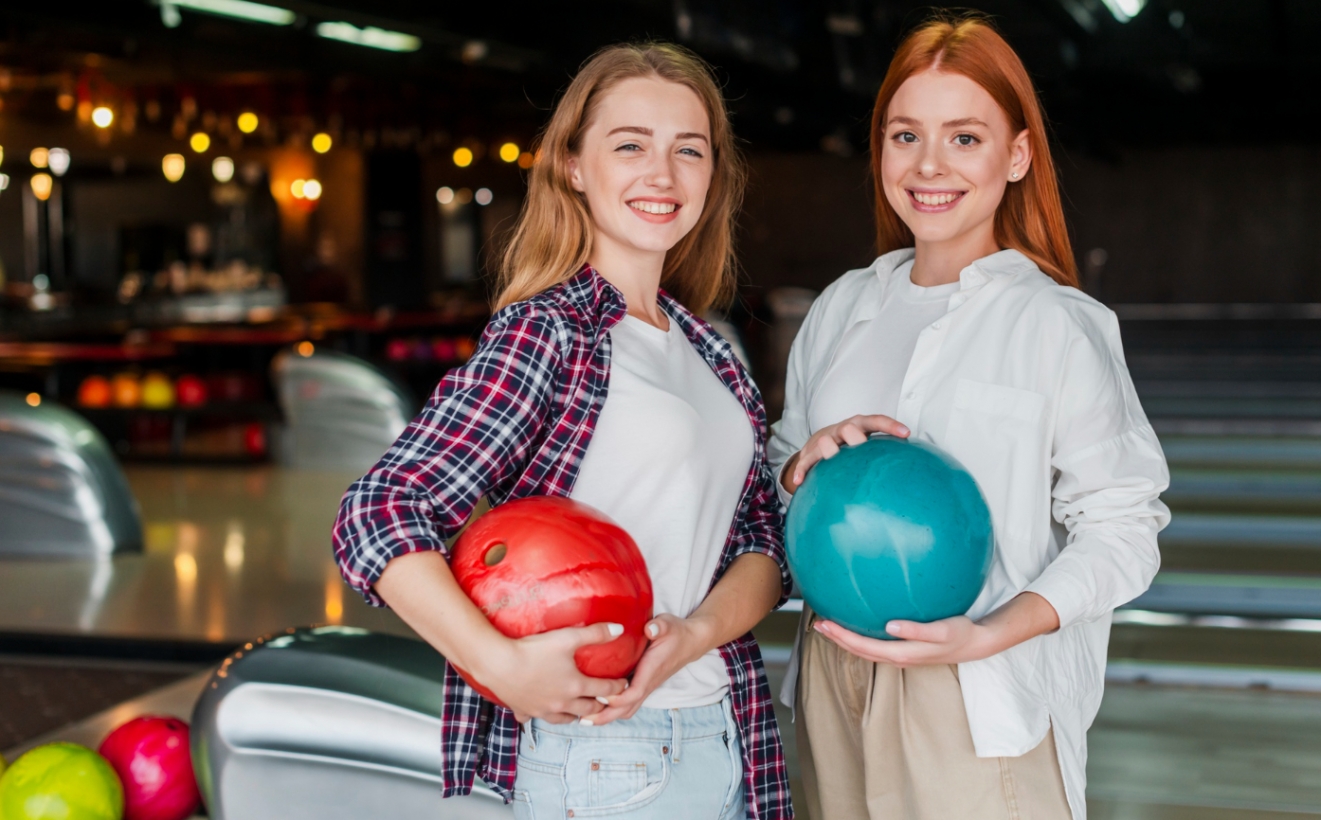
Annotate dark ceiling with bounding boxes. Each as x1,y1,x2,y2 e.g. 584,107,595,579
1,0,1318,158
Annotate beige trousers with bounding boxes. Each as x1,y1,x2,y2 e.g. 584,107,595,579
795,614,1071,820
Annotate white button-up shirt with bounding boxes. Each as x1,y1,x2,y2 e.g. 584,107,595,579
769,248,1171,820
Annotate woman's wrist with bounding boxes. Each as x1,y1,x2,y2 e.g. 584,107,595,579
780,452,801,495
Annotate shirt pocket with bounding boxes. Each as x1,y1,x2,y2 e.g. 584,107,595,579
942,379,1049,550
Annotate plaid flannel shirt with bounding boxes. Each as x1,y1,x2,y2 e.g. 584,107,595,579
332,265,795,820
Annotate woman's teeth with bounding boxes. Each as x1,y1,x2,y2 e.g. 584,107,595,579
630,201,677,215
912,191,960,206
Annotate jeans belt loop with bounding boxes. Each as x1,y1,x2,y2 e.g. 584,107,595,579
670,708,682,764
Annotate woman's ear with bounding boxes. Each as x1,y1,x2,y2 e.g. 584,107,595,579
567,155,586,193
1009,128,1032,182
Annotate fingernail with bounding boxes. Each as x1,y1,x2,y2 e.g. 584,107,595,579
606,623,624,638
886,622,901,635
813,622,828,634
596,696,610,705
579,718,594,726
646,623,659,638
898,425,910,435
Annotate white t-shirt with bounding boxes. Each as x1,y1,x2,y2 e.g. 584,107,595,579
570,314,754,709
807,259,959,430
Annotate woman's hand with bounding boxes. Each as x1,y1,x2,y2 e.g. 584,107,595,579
476,623,630,725
812,592,1060,667
781,414,910,495
588,614,713,725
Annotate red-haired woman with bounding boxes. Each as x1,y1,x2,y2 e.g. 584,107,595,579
769,16,1170,820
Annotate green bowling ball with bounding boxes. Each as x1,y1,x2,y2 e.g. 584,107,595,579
0,750,7,778
0,743,124,820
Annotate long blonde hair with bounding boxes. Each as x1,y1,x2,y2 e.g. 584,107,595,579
495,42,746,313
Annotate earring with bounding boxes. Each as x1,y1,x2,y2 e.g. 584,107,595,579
1011,171,1020,179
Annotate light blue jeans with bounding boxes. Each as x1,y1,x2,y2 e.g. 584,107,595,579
512,697,746,819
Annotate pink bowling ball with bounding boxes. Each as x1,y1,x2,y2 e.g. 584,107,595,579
98,716,201,820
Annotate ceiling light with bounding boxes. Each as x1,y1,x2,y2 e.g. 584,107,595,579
498,142,519,163
1099,0,1145,22
30,173,53,201
436,186,454,205
47,148,71,177
311,133,332,153
302,179,322,200
290,179,306,199
92,107,114,128
316,21,421,52
158,0,295,26
163,153,186,182
212,156,235,183
452,147,473,168
30,147,49,169
475,188,493,206
190,132,211,153
237,112,259,133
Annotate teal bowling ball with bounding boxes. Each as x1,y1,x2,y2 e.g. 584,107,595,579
786,436,994,639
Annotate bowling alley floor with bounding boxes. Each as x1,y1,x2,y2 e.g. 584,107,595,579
5,464,1321,818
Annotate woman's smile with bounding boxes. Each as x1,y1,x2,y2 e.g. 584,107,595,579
628,197,682,222
907,189,967,212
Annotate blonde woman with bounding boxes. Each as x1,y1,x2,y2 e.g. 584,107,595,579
333,43,793,820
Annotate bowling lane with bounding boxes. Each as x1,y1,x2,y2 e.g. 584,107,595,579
0,465,414,644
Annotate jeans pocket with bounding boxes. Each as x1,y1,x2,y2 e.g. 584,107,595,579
565,742,670,816
512,789,536,820
589,761,648,807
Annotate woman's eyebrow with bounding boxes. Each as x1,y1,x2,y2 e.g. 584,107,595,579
943,117,989,128
606,125,709,143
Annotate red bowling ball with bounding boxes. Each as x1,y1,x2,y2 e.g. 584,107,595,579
449,497,653,706
97,716,201,820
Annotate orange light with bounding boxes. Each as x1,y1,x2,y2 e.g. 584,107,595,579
452,147,473,168
162,153,186,182
25,393,41,407
498,142,519,163
297,341,314,357
290,179,306,199
311,133,333,153
237,112,259,133
30,173,53,201
517,151,534,169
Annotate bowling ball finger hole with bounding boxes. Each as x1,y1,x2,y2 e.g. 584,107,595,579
483,543,507,567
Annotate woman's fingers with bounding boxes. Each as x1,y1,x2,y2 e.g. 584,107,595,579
856,414,910,438
839,422,869,446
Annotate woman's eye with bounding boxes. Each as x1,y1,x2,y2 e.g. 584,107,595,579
617,142,642,152
893,131,918,144
954,133,980,146
679,147,704,158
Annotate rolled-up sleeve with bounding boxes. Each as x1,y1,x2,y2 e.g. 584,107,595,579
1025,308,1171,629
727,461,793,606
331,305,564,606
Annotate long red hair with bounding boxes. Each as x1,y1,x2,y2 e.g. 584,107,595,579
871,15,1078,287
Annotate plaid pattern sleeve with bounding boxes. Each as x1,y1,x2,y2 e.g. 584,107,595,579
330,302,565,607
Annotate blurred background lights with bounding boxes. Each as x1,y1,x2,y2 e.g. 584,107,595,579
25,393,41,408
475,187,493,206
237,112,259,133
517,151,534,169
456,187,473,205
436,186,454,205
302,179,322,200
0,175,9,191
452,147,473,168
30,147,49,169
315,21,421,52
162,153,186,182
311,133,333,153
190,132,212,153
498,142,520,163
212,156,235,183
30,173,53,201
165,0,295,25
1100,0,1146,21
291,179,306,198
297,341,315,357
47,148,70,177
91,106,114,128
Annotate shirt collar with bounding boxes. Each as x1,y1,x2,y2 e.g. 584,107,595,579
873,247,1035,292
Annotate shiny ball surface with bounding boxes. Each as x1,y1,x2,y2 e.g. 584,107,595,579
449,496,653,706
786,437,994,639
97,717,199,820
0,742,124,820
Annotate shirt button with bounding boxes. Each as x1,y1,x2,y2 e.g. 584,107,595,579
906,391,917,400
932,321,943,330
